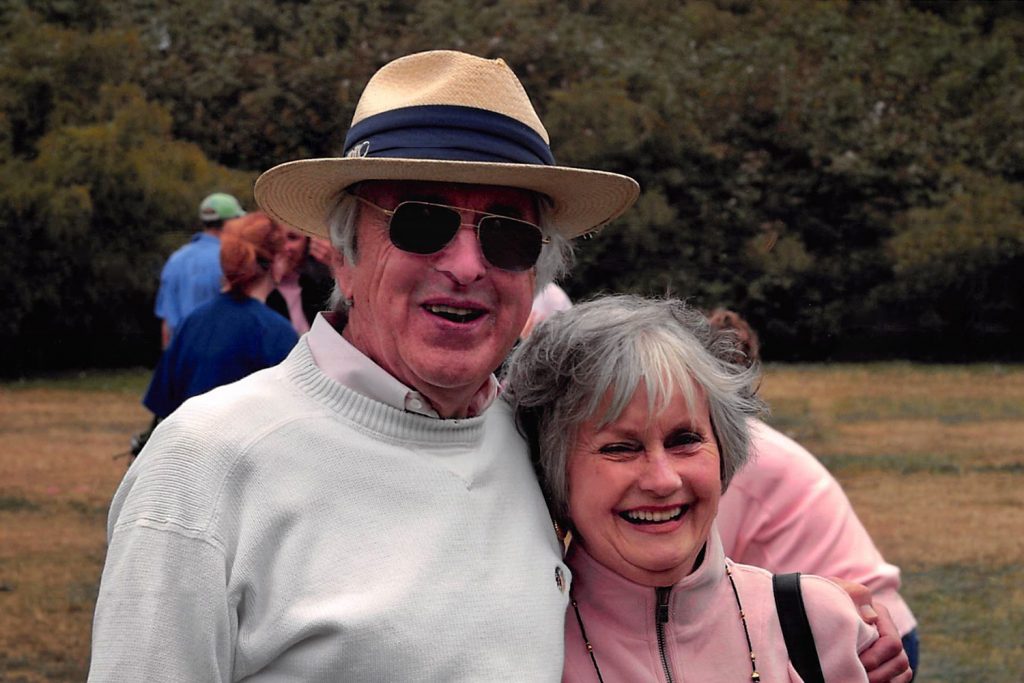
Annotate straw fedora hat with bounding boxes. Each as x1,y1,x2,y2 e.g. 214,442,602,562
254,50,639,240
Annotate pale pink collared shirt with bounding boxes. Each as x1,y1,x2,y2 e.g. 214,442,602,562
305,312,499,419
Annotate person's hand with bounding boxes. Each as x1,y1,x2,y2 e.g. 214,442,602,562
271,251,290,284
308,237,334,266
831,577,913,683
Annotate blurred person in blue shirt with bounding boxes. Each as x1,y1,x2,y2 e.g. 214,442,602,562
154,192,246,348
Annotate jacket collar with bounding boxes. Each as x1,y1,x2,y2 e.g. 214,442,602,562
568,525,726,638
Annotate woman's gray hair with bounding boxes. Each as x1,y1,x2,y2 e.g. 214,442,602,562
326,189,573,311
502,294,765,526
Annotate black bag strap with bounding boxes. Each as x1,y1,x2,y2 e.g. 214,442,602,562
773,572,826,683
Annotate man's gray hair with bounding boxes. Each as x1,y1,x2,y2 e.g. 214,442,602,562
326,189,574,310
502,294,765,526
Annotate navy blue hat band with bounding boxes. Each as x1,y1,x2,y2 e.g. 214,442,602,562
343,105,555,166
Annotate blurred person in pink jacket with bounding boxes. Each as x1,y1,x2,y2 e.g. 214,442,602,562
505,295,912,682
708,307,919,675
521,282,573,339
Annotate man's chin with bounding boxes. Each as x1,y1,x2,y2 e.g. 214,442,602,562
409,352,500,387
416,364,492,390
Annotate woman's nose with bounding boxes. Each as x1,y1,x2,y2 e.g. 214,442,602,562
637,451,683,496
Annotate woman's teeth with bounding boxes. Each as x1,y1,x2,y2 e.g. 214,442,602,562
621,506,685,524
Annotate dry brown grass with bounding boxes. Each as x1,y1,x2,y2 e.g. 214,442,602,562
760,363,1024,680
842,472,1024,569
759,363,1024,572
2,364,1023,681
0,386,146,682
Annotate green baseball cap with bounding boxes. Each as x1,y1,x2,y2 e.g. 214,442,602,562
199,193,246,223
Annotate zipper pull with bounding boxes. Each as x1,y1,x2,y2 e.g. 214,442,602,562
656,586,671,624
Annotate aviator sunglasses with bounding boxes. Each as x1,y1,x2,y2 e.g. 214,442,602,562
351,195,549,272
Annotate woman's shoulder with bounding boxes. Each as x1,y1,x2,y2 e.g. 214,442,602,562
796,573,877,636
727,561,876,681
728,561,872,633
799,574,879,679
171,293,230,334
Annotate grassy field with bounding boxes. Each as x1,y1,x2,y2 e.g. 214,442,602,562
1,364,1022,681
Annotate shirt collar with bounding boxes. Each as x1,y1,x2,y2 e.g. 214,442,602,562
306,311,498,418
192,232,220,244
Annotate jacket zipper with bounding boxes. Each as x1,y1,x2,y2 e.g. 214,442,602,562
655,586,674,683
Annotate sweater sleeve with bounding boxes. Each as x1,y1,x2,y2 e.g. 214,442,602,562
799,574,878,683
88,525,234,682
89,412,240,682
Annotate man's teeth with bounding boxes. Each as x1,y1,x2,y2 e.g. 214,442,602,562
622,506,685,524
424,304,483,323
426,304,476,316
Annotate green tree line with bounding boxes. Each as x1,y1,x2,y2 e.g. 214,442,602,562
2,0,1022,374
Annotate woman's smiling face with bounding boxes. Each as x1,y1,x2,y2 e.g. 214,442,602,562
566,382,721,587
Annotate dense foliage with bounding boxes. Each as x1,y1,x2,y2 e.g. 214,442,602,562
1,0,1022,373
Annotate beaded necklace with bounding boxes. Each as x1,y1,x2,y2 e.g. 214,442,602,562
569,562,761,682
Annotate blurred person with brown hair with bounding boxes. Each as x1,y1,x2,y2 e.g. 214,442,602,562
266,227,335,335
141,212,298,420
708,307,920,678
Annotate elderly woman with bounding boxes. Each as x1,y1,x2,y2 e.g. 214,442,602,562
504,295,878,682
142,211,299,420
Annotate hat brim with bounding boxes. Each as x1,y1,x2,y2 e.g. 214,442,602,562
253,158,640,240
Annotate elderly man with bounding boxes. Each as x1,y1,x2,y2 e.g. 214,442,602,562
90,50,636,681
89,51,909,682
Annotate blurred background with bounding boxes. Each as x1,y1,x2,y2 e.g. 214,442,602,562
1,0,1022,376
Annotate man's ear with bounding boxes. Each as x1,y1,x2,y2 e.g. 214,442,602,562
331,248,353,302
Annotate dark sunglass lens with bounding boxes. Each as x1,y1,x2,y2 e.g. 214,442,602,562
389,202,461,254
479,217,543,271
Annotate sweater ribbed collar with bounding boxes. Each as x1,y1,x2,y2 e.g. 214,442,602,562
281,338,492,448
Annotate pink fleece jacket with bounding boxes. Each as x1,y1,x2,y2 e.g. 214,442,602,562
717,419,918,636
563,529,877,682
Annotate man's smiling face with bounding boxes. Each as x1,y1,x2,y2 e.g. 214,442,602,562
338,180,539,417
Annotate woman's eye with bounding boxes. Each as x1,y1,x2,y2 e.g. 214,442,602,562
665,431,703,450
598,442,640,456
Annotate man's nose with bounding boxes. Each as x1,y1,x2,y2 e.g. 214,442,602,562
433,225,487,285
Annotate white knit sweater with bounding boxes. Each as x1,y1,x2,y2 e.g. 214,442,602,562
89,340,570,681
